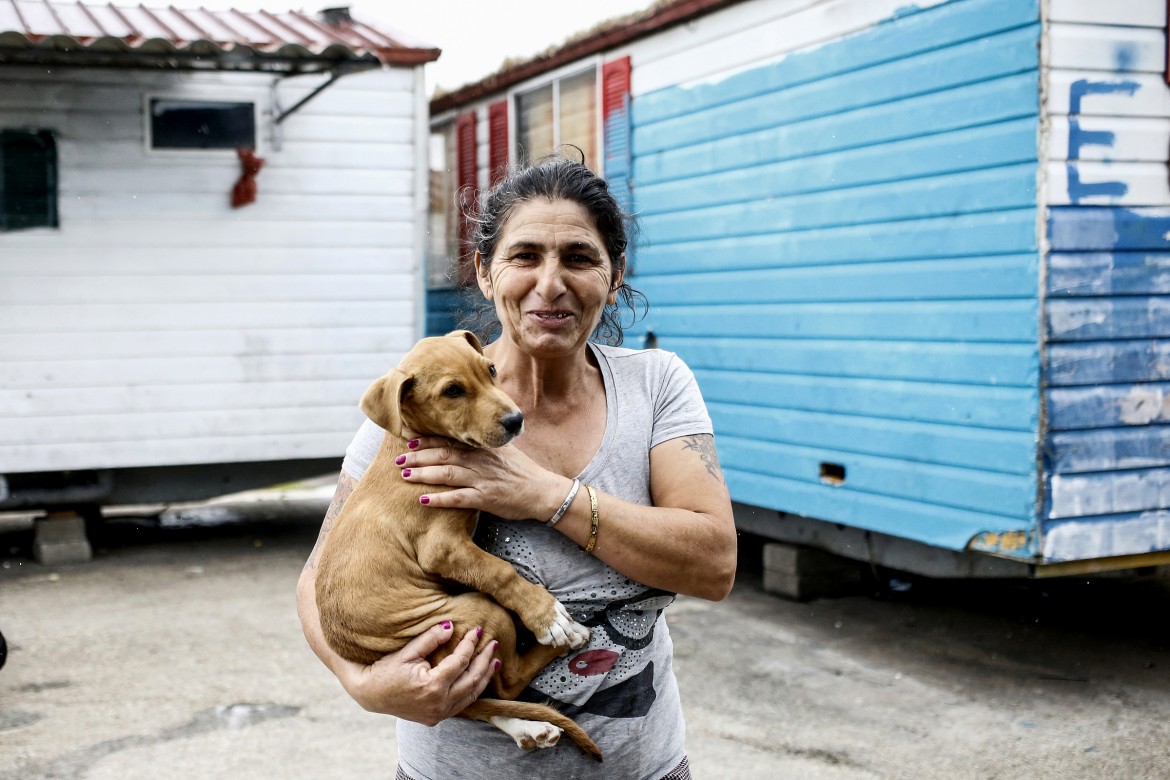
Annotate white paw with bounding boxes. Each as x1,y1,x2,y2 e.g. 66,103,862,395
489,716,562,750
535,601,591,648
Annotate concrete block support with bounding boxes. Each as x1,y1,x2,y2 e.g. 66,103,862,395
33,512,93,565
762,542,864,601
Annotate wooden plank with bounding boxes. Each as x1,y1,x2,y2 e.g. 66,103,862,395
1047,23,1165,73
710,402,1037,475
694,369,1038,430
1042,511,1170,562
58,141,415,171
637,254,1037,305
1046,296,1170,340
0,247,411,276
1047,427,1170,472
1048,468,1170,519
0,329,414,367
717,435,1036,517
1047,252,1170,296
0,303,414,335
2,379,370,418
1048,383,1170,429
59,167,413,197
0,220,412,249
2,406,361,446
635,208,1037,273
1047,340,1170,385
650,298,1038,343
636,118,1037,216
1047,116,1170,162
633,0,1035,121
1,353,397,391
639,163,1037,244
1048,161,1170,206
1048,206,1170,251
1,274,414,305
1047,0,1164,27
633,24,1039,155
59,194,413,222
0,431,356,473
726,468,1032,551
634,72,1038,186
666,336,1038,387
1046,72,1167,117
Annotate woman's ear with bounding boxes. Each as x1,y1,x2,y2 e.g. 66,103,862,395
608,255,626,306
474,251,494,301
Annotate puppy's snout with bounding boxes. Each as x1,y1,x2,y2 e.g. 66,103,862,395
501,411,524,437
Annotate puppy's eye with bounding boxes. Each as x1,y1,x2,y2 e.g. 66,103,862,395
442,384,466,398
488,364,497,378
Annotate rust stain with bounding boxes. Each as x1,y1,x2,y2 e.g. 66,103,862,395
968,530,1032,555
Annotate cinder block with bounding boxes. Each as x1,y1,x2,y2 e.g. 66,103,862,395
762,542,863,601
33,513,93,565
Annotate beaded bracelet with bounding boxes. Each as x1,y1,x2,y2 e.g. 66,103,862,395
583,485,599,555
546,478,580,527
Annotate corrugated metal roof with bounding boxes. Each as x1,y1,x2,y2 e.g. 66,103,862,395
0,1,440,72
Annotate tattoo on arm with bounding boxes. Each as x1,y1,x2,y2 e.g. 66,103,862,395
304,475,354,573
680,434,725,484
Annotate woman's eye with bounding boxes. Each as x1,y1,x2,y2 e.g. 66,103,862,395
443,384,466,398
488,364,497,378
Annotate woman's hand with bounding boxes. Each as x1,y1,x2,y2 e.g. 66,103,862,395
396,436,565,521
335,621,499,725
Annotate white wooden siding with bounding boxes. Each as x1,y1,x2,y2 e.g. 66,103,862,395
0,65,423,473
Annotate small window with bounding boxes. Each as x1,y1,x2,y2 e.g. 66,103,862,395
515,67,597,169
1,129,58,232
150,99,255,150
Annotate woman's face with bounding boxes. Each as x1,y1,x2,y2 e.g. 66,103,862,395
476,198,622,360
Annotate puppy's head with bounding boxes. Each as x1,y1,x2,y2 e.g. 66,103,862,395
360,330,523,448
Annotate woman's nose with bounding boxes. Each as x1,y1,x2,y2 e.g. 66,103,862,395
534,258,567,298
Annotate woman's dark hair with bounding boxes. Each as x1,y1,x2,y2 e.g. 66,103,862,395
457,150,647,345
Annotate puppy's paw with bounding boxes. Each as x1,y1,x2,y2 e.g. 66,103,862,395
535,600,591,649
490,716,562,750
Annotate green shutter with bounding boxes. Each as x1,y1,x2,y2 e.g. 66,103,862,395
1,130,59,231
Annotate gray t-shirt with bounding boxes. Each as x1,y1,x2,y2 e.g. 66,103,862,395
341,343,713,780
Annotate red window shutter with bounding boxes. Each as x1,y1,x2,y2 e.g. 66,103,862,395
601,56,631,121
455,110,479,283
601,56,633,211
488,100,509,186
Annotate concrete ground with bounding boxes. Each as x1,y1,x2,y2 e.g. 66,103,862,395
2,488,1170,779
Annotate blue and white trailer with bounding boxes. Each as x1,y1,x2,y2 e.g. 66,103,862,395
428,0,1170,580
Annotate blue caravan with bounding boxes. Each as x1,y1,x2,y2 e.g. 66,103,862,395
427,0,1170,582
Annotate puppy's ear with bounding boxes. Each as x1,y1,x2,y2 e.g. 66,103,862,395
359,367,413,435
446,329,483,354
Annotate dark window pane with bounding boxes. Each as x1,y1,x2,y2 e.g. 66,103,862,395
1,129,58,231
150,99,255,149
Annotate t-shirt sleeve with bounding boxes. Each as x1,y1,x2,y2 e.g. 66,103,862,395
341,417,386,481
651,353,713,449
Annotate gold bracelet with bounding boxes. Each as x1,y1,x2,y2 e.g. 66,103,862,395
583,485,599,555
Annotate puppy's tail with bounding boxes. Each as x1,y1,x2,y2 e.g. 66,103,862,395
461,699,602,762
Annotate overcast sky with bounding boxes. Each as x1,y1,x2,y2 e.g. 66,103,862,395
196,0,656,95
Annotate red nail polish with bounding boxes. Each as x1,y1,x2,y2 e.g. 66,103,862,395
395,455,406,465
441,621,452,630
493,659,501,670
408,439,420,449
401,468,411,478
477,627,484,638
419,495,430,505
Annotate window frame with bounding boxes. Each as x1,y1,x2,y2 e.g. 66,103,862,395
508,56,604,174
143,94,262,157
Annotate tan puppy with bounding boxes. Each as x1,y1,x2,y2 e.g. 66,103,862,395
316,330,599,760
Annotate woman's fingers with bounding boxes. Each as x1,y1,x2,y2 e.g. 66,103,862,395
395,620,456,663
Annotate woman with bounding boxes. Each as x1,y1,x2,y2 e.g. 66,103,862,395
297,155,737,779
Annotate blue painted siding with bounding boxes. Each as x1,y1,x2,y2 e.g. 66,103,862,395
425,287,462,337
630,0,1042,551
1043,206,1170,558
